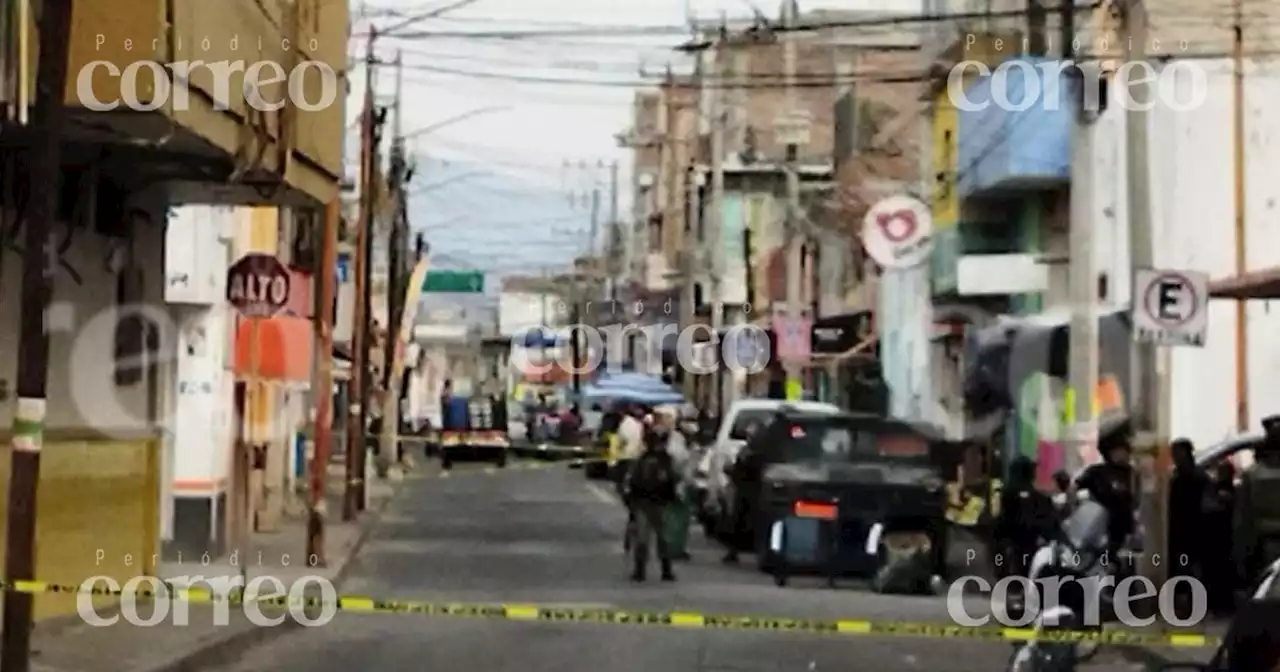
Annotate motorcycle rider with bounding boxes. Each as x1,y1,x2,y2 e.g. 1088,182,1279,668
1074,431,1136,560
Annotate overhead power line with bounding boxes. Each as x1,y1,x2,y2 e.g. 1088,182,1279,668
376,3,1104,40
400,62,928,88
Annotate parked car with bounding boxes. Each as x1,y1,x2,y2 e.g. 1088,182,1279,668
1158,554,1280,671
697,399,842,541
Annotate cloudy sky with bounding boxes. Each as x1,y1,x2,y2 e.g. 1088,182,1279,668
346,0,921,316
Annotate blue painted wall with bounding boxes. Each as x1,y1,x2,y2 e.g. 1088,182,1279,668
956,57,1072,197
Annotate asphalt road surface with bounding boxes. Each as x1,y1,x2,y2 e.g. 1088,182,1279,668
212,460,1145,672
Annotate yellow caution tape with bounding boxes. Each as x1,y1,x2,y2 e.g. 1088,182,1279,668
1,579,1219,647
408,461,567,480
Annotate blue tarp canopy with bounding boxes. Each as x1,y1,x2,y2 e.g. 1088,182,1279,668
579,385,684,405
591,372,669,389
578,372,683,405
513,327,564,349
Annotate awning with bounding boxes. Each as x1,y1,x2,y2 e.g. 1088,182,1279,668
1209,267,1280,299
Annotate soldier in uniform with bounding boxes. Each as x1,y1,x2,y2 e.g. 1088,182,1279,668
1235,414,1280,585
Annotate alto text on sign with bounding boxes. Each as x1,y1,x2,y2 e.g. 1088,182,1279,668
1132,268,1208,347
227,253,291,318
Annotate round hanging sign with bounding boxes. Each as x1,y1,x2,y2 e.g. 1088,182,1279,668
861,195,934,269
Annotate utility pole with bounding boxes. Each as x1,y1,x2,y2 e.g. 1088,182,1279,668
307,198,339,567
1,0,73,670
571,186,600,396
1064,0,1095,480
1232,0,1248,433
1121,0,1166,586
660,71,678,378
781,0,805,401
345,30,376,521
381,51,405,471
357,106,383,510
682,164,700,400
707,30,726,414
608,160,620,302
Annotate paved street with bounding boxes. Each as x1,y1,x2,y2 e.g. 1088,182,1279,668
209,460,1145,672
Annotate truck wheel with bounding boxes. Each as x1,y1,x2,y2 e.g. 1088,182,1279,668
495,452,507,468
441,453,453,470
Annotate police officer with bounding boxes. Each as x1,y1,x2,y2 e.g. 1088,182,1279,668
625,426,679,582
1235,415,1280,584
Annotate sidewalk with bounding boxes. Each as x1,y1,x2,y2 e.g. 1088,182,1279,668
29,461,402,672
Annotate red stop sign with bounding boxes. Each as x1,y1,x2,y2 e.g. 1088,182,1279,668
226,253,290,318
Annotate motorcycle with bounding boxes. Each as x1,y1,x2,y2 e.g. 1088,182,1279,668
1006,498,1114,672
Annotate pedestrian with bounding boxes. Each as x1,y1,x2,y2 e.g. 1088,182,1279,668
1205,460,1238,614
1074,430,1136,559
1235,415,1280,585
1050,469,1074,514
994,456,1055,579
614,404,646,494
1168,438,1208,581
625,426,679,582
721,419,765,564
655,407,693,560
490,391,508,439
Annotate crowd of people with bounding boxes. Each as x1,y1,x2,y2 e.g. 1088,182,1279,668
992,414,1280,615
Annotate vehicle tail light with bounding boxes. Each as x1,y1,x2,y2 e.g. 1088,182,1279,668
794,501,837,520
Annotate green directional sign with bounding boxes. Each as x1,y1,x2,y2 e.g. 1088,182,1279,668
422,270,484,293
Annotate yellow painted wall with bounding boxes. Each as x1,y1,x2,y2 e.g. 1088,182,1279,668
235,208,280,443
59,0,347,201
930,92,960,229
0,434,160,621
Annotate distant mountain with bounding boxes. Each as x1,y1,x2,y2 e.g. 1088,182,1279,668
410,154,592,273
408,155,592,322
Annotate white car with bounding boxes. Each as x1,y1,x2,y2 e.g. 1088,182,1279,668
697,399,842,539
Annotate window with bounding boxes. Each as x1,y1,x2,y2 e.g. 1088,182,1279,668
728,409,777,440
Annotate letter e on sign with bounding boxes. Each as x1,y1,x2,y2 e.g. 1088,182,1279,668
1132,268,1209,348
226,253,291,318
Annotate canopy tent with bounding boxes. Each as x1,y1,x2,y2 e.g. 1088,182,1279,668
591,372,670,389
513,328,565,349
579,384,685,406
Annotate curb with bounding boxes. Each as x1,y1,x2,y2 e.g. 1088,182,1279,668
143,482,406,672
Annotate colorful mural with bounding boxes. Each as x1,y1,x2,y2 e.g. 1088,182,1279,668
1016,373,1125,487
